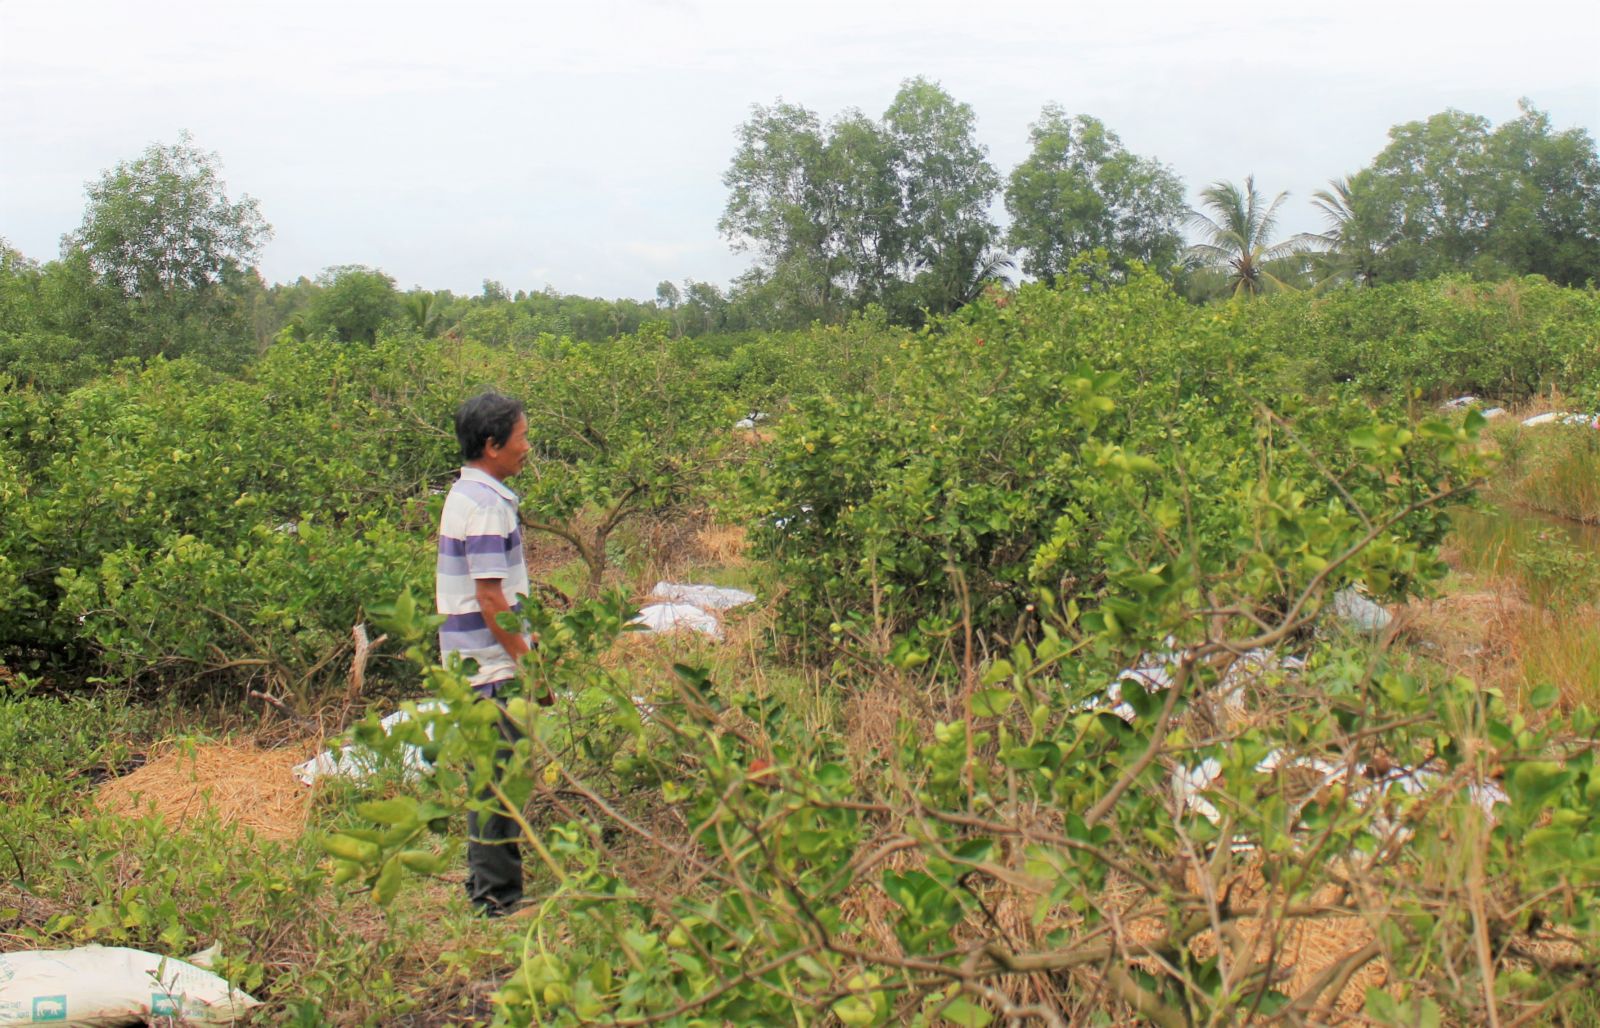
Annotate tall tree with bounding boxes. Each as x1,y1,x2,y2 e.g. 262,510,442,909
827,111,904,307
1356,101,1600,285
1360,109,1496,280
882,78,1002,316
679,280,729,335
1482,101,1600,285
0,240,39,336
719,79,1002,325
69,133,270,298
63,133,270,366
1184,176,1308,298
1004,108,1185,281
303,265,399,345
720,101,850,322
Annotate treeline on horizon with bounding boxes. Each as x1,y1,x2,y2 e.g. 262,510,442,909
2,80,1598,391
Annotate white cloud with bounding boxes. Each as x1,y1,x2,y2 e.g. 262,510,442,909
2,0,1596,297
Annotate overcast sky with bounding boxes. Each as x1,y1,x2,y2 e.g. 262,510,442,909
3,0,1597,300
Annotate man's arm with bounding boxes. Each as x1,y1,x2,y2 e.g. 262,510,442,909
474,577,527,660
474,577,551,705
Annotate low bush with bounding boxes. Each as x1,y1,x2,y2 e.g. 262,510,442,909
748,271,1472,653
333,396,1600,1025
1230,275,1600,401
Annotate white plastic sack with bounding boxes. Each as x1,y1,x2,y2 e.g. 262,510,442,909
1439,395,1477,411
1480,406,1507,419
292,700,447,786
1332,587,1392,633
0,945,257,1026
1171,758,1224,823
1089,649,1305,723
1099,662,1174,721
1174,748,1508,844
650,582,756,611
629,603,721,639
1521,411,1600,429
770,504,815,532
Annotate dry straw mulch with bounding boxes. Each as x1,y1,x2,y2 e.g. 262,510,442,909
1401,588,1531,690
1140,870,1388,1017
840,844,1392,1021
95,740,316,841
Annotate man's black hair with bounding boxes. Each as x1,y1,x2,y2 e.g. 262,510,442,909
455,391,525,461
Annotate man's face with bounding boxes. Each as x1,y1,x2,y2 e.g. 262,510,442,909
482,414,531,480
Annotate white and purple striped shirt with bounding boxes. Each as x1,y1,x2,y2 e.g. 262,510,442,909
436,466,530,688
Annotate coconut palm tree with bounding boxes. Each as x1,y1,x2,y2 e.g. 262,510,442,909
1184,176,1309,298
402,290,445,337
948,245,1017,310
1305,176,1385,289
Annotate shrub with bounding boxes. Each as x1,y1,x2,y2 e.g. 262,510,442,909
747,274,1470,653
332,396,1600,1026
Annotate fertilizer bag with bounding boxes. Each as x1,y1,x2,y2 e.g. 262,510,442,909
0,945,258,1026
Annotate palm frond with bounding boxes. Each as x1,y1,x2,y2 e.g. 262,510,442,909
1251,187,1292,251
1258,268,1299,293
1311,177,1356,232
1183,242,1241,263
1258,234,1315,263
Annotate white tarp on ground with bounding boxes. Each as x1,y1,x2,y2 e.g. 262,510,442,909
1331,587,1393,633
0,945,257,1026
1521,411,1600,428
1172,749,1509,843
291,701,447,786
1080,591,1388,721
650,582,756,610
1439,397,1506,419
630,603,721,639
1088,649,1307,723
770,504,815,532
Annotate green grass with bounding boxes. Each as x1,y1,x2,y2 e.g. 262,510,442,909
0,691,527,1025
1439,501,1600,709
1491,421,1600,525
1450,503,1600,609
541,554,595,599
662,556,762,591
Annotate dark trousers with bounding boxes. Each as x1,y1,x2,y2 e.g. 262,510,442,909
466,681,525,914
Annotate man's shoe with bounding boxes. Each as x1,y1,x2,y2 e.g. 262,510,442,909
476,897,535,919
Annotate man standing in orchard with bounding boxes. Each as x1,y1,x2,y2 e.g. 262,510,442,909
436,391,547,917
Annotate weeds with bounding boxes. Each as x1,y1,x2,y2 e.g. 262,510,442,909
0,692,509,1024
1427,503,1600,709
1491,420,1600,524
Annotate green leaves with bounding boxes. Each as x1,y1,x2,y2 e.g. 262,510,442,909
970,687,1015,717
831,974,891,1026
1004,107,1186,281
934,995,993,1028
1365,991,1443,1028
1507,760,1574,823
354,796,419,825
371,856,403,907
319,834,379,865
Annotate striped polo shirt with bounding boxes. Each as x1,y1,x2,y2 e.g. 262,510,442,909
436,466,530,688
